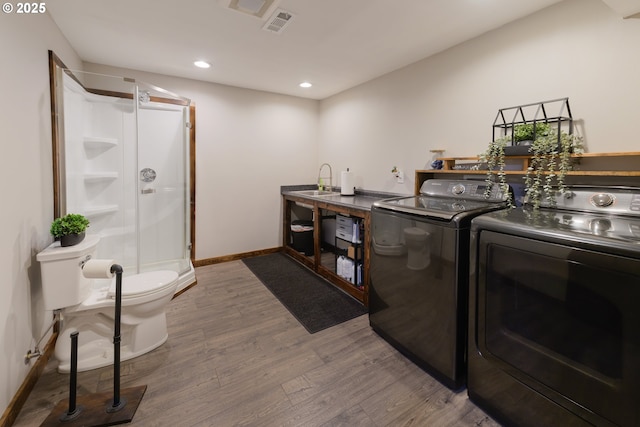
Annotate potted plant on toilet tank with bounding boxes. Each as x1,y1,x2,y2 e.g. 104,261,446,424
50,213,90,247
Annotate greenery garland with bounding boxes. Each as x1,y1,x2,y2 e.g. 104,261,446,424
480,135,514,208
481,126,583,209
523,130,583,209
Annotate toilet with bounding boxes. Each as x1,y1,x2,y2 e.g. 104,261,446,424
36,234,179,373
404,227,430,270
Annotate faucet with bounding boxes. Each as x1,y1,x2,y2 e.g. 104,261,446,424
317,163,332,192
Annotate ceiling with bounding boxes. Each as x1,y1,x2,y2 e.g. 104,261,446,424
46,0,569,100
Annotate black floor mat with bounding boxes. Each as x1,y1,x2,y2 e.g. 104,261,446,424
243,253,367,334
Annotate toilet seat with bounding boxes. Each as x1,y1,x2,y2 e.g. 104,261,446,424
108,270,179,299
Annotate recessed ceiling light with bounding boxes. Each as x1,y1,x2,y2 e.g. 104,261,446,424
299,82,312,88
194,60,211,69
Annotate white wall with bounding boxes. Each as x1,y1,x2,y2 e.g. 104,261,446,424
2,0,639,417
319,0,640,194
82,63,320,260
0,10,82,416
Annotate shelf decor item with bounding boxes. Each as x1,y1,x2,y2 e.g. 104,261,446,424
523,127,583,210
492,98,574,157
480,135,514,208
50,213,90,247
483,98,583,209
512,122,552,146
430,149,445,170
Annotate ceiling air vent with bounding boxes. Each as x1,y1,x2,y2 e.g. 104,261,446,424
226,0,279,19
262,8,294,34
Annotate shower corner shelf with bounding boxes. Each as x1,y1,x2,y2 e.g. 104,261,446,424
83,136,118,149
82,205,118,218
83,172,118,182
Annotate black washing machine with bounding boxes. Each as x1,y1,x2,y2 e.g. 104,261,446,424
468,186,640,426
369,179,510,390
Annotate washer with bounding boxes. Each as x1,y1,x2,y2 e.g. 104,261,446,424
468,186,640,427
369,179,510,390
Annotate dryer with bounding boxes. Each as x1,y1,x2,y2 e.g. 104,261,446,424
468,186,640,426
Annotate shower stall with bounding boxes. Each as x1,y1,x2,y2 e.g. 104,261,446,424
49,52,196,293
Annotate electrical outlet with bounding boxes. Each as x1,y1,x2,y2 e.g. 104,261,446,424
397,170,404,184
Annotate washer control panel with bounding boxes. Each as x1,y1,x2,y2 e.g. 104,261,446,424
419,179,507,202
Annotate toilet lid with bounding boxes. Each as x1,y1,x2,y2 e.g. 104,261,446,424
108,270,178,298
404,227,429,237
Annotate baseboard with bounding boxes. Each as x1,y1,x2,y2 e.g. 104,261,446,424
178,248,283,299
193,246,282,267
173,279,197,299
0,331,58,427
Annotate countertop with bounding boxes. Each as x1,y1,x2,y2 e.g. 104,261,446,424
281,185,404,211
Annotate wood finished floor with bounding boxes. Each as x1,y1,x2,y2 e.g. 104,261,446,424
13,260,500,426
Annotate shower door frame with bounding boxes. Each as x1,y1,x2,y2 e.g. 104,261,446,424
48,50,197,261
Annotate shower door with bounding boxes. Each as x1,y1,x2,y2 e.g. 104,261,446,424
136,97,191,275
49,52,195,290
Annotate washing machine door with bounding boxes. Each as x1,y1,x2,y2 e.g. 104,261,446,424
369,206,466,390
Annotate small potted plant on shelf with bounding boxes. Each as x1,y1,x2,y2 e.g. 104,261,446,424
512,122,551,146
50,213,90,247
481,124,583,209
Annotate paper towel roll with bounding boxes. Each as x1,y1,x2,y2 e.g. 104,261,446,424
82,259,115,279
341,170,355,196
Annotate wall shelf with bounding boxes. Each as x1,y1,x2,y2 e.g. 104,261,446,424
83,172,118,182
83,136,118,149
82,205,119,218
416,151,640,193
436,151,640,175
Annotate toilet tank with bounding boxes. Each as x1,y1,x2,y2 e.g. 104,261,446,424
36,234,100,310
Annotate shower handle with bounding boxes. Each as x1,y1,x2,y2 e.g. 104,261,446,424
141,188,156,194
140,168,157,182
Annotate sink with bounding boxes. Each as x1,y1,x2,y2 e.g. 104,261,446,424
291,190,340,197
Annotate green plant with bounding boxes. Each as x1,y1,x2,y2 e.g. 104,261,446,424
512,122,552,142
480,136,514,208
524,130,583,209
481,126,583,209
50,213,90,238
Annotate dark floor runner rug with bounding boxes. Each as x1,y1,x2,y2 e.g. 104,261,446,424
243,252,367,334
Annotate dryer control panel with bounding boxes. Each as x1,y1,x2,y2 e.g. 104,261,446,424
541,187,640,217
